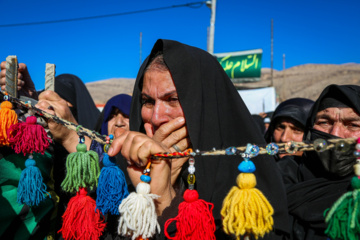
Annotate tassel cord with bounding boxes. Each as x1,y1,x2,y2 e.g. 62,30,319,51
59,188,106,240
165,198,215,240
61,150,100,193
350,190,359,228
0,101,18,146
221,173,274,239
17,161,49,206
325,192,352,223
96,165,129,215
118,182,160,240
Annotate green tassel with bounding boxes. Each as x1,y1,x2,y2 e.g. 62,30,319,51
324,176,360,240
61,143,100,193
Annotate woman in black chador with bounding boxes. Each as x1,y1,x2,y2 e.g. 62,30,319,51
282,85,360,240
110,39,290,239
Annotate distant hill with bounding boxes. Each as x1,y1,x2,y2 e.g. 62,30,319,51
86,78,136,105
86,63,360,105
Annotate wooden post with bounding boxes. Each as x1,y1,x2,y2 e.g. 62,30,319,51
5,55,18,98
45,63,56,91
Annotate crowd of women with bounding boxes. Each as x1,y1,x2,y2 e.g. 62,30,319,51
1,39,360,240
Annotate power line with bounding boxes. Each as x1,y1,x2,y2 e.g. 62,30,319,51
0,1,206,28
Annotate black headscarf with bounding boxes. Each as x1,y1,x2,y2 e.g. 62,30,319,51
55,74,100,130
264,98,314,143
94,94,132,136
283,84,360,240
252,114,266,135
130,39,290,238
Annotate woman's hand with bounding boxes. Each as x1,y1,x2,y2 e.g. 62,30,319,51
35,90,89,152
145,117,190,185
0,62,38,99
108,129,175,215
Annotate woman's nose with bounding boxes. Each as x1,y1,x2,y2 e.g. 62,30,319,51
329,123,345,138
115,114,125,125
151,102,169,127
280,128,291,143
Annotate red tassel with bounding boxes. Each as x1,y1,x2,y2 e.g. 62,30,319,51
58,187,106,240
7,116,51,155
0,101,18,146
164,189,216,240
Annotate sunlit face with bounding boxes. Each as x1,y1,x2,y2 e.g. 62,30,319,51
141,69,185,136
273,117,304,158
107,108,129,136
313,107,360,139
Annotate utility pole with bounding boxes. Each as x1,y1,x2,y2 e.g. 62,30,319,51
270,19,274,86
206,0,216,54
283,54,286,70
140,32,142,66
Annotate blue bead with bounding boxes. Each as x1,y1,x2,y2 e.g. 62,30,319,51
225,147,237,155
250,145,260,157
238,160,256,173
266,143,279,155
79,136,85,144
109,134,114,140
140,175,151,183
354,151,360,157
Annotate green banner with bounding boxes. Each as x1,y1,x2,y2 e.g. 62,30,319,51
215,49,262,82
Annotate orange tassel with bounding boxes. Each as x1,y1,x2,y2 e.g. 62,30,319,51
0,101,18,146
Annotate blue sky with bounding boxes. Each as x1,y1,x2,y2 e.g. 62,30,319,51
1,0,359,90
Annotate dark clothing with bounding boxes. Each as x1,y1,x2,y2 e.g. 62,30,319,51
55,74,100,130
129,39,290,239
278,85,360,240
265,98,314,143
252,114,266,135
94,94,132,136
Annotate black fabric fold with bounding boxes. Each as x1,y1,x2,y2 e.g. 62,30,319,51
129,39,290,239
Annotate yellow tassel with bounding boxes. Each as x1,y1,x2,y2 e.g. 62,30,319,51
0,101,18,146
221,173,274,239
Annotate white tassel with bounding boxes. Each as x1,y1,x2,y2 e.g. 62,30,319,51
118,182,161,240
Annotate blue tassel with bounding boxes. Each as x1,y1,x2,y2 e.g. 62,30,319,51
96,153,129,215
17,158,49,206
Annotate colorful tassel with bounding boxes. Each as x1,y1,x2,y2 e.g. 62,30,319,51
164,156,216,239
58,187,106,240
7,115,51,155
324,149,360,240
324,176,360,240
17,156,49,206
96,153,129,215
164,189,216,240
221,144,274,239
0,100,18,146
61,143,100,193
118,161,160,240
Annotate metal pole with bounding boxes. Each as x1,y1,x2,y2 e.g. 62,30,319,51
283,53,285,70
140,32,142,66
270,19,274,86
207,0,216,54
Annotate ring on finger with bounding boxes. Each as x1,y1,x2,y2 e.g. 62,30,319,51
172,144,181,152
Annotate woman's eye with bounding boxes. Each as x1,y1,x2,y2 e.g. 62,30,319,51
316,120,328,126
167,97,180,106
141,98,155,107
348,122,360,129
293,128,303,134
275,124,284,130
